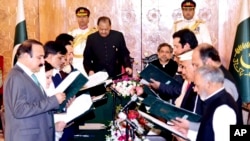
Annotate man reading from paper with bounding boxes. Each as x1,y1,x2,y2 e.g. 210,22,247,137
84,16,132,78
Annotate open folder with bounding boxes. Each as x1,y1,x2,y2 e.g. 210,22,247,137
53,70,88,112
140,64,181,86
145,97,201,122
80,71,109,91
138,110,190,141
54,94,93,124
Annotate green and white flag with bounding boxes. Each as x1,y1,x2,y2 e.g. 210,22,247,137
229,0,250,103
12,0,28,66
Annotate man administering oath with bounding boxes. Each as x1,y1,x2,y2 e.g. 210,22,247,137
68,7,96,76
171,0,212,44
84,16,133,78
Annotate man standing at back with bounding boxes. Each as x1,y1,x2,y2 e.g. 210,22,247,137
68,7,96,76
84,16,133,78
3,39,66,141
171,0,212,44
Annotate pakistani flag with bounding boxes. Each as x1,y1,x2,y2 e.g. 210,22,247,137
229,0,250,103
12,0,28,66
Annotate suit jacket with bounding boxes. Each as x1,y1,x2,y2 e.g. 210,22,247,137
3,65,59,141
84,30,132,78
150,59,178,77
196,89,241,141
180,82,202,114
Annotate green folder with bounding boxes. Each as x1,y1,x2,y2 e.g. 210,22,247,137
140,64,180,86
141,87,159,106
56,71,88,112
149,99,201,122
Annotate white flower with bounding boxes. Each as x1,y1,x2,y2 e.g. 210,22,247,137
117,82,122,87
122,81,128,87
132,81,137,86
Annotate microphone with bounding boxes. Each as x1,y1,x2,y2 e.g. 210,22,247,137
118,112,144,135
120,95,138,112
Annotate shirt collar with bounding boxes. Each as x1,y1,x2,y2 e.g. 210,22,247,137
203,87,225,101
16,62,34,77
183,18,195,23
52,68,60,77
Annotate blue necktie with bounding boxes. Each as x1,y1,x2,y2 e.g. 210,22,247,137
52,73,62,88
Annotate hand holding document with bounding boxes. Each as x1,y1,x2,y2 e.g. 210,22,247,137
138,110,190,141
140,94,201,122
140,78,149,85
80,71,109,91
140,64,180,86
52,70,88,112
54,94,93,124
53,70,88,94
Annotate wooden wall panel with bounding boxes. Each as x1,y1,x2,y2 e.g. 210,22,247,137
39,0,67,44
0,0,240,81
0,0,39,81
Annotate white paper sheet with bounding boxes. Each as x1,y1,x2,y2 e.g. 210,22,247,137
80,71,109,90
138,110,190,141
54,94,93,123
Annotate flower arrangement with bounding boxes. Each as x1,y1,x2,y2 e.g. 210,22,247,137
111,76,143,97
105,76,154,141
106,110,153,141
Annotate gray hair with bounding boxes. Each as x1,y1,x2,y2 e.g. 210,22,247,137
196,65,224,83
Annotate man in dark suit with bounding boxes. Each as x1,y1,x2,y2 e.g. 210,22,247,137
172,66,241,141
150,43,178,77
3,39,66,141
84,16,133,78
149,29,198,102
55,33,75,79
44,41,67,88
192,43,243,123
55,33,79,141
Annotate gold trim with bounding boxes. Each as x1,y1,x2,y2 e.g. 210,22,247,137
74,54,83,58
73,27,97,48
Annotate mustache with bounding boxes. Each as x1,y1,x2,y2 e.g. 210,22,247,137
39,63,44,67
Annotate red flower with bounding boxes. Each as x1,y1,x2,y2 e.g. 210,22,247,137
138,116,147,126
127,110,139,120
118,135,126,141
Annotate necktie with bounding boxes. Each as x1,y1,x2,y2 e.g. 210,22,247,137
31,74,40,87
52,73,62,88
31,74,45,95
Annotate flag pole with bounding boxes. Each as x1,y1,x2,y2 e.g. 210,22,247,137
12,0,28,66
229,0,250,103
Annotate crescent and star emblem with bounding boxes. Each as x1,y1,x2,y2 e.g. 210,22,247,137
240,55,250,69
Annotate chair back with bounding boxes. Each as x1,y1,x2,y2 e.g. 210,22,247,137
142,54,158,68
